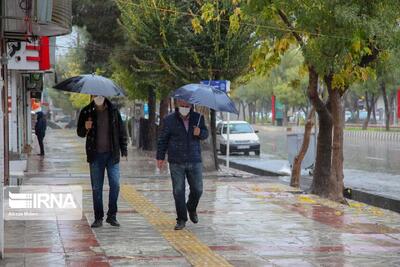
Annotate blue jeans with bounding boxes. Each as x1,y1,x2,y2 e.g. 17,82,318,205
169,162,203,222
89,152,120,220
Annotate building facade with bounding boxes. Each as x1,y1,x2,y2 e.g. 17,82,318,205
0,0,72,258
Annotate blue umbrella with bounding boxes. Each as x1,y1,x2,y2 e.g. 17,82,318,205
53,74,125,97
171,83,238,114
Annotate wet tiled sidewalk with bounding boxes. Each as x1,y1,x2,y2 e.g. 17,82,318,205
2,129,400,266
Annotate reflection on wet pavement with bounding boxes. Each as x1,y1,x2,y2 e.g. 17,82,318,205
256,127,400,174
2,129,400,266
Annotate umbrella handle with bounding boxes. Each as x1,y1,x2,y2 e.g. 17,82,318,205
197,114,201,127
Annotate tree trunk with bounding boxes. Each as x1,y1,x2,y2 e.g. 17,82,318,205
389,91,396,125
307,67,334,199
145,88,157,151
241,101,246,121
250,103,253,122
159,96,169,131
252,103,257,124
372,94,378,124
291,107,315,187
282,105,288,126
248,102,253,123
237,101,241,120
251,103,255,123
354,98,360,122
210,109,219,170
381,80,390,131
362,91,371,130
328,84,345,202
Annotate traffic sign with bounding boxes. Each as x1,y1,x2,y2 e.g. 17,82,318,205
200,80,230,93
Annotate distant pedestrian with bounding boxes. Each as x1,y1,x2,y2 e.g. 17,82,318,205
35,111,47,156
156,99,209,230
77,95,128,228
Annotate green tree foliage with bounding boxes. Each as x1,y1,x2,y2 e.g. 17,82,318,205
114,0,254,96
113,0,176,100
72,0,124,74
270,48,307,109
245,0,400,201
114,0,255,164
234,46,307,120
51,27,90,113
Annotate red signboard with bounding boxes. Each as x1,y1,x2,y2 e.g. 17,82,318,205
39,37,50,70
8,37,50,70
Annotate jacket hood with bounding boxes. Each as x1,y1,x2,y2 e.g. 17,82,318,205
36,111,44,119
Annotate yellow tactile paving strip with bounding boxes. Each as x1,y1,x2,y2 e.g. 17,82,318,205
121,184,233,267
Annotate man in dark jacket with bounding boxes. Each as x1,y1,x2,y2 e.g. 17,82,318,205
157,99,208,230
35,111,47,156
77,96,128,228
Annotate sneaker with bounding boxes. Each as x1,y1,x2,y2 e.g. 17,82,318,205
188,210,199,224
174,220,186,230
91,219,103,228
106,217,120,227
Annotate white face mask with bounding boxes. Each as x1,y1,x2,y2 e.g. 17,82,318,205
93,96,105,106
179,107,190,116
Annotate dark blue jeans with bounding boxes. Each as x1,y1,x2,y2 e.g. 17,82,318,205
169,162,203,222
37,135,45,155
89,152,120,220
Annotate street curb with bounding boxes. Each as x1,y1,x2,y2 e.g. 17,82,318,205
347,189,400,213
218,158,282,177
219,158,400,213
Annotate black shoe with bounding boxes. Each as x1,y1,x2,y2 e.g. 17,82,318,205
106,217,120,227
91,219,103,228
174,220,186,230
188,210,199,224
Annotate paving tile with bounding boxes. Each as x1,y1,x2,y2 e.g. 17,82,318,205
2,129,400,267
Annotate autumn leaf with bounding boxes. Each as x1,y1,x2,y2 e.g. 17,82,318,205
191,18,203,34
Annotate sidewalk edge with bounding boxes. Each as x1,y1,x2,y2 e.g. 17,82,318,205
218,158,400,214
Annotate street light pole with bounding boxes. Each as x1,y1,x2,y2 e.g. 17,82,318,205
226,81,231,169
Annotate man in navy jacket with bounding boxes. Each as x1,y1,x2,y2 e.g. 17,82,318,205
156,99,208,230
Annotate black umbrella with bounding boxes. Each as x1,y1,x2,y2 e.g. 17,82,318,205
171,83,238,114
53,74,125,97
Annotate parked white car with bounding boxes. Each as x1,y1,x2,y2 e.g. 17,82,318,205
216,121,260,156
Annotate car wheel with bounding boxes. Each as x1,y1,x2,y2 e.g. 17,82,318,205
255,150,260,156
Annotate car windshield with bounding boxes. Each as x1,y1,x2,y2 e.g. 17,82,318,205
222,123,253,134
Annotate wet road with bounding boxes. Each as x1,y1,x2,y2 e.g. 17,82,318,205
255,127,400,175
218,126,400,200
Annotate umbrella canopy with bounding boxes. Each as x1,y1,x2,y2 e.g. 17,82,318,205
171,83,238,114
53,74,125,97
